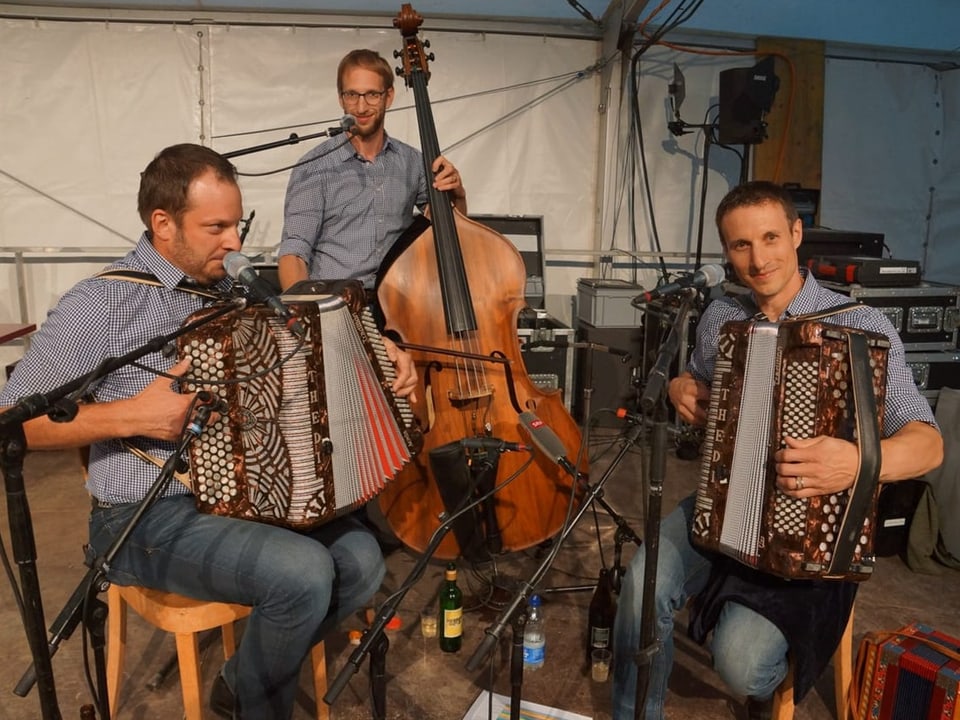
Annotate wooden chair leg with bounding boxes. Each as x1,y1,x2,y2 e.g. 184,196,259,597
834,607,855,720
174,631,205,720
106,585,127,719
772,661,796,720
221,621,238,660
312,641,329,720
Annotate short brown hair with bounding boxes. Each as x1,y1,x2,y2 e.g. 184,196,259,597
137,144,237,229
337,49,394,95
715,181,799,245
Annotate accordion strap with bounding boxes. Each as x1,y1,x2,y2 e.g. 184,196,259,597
121,439,193,491
95,269,223,300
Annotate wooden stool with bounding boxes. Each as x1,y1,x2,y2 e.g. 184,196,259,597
106,584,329,719
771,606,855,720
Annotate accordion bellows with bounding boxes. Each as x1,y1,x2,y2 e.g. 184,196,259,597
177,286,422,529
692,318,889,580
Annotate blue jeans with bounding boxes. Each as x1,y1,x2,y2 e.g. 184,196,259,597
611,494,789,720
89,496,385,719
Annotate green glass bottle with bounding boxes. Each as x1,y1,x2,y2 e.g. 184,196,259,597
438,561,463,652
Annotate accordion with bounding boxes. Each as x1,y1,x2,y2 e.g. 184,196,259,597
177,281,422,529
692,318,889,580
852,623,960,720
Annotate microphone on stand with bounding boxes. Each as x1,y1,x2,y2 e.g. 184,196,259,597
518,411,578,478
223,252,306,338
460,437,531,453
331,114,357,136
632,263,727,306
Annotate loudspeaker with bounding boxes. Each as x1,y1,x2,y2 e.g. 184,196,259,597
718,56,779,145
573,323,644,427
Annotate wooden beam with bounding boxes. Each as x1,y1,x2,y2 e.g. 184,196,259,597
753,37,825,195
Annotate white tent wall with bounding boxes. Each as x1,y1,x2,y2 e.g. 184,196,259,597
0,17,600,377
821,58,960,288
597,45,747,292
2,14,959,386
820,58,946,272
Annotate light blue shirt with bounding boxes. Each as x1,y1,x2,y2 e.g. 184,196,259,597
278,133,428,288
688,269,936,436
0,235,233,504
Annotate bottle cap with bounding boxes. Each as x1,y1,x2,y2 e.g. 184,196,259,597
348,630,362,645
445,561,457,581
386,615,402,631
529,594,541,607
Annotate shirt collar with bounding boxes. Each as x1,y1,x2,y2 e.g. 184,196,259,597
342,131,396,162
738,268,818,321
133,232,232,293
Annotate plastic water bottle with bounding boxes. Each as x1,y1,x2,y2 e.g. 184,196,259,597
522,594,545,671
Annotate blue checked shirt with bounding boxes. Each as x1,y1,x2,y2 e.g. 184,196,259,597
688,269,936,436
278,133,428,288
0,234,233,504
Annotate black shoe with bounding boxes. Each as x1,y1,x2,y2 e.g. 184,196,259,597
745,696,773,720
209,673,236,719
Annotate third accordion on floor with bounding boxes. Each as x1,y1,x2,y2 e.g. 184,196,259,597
691,317,891,581
852,623,960,720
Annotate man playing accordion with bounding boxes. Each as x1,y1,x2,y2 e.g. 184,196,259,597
610,181,943,720
0,143,418,719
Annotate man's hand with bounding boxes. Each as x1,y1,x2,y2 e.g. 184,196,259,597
773,435,860,497
668,372,710,426
383,337,418,403
129,357,202,442
431,155,467,213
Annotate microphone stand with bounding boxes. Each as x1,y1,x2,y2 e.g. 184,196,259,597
465,421,646,718
221,126,348,159
324,509,456,719
1,299,243,719
631,290,696,719
530,339,638,595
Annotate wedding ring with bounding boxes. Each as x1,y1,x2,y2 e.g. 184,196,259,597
796,476,804,491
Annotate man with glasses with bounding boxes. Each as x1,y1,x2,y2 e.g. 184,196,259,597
278,48,467,291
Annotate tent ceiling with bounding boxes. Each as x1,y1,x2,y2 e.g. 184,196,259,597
0,0,614,28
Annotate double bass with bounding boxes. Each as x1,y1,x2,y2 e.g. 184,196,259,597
376,4,586,560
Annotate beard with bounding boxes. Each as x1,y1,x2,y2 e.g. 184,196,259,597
350,107,387,139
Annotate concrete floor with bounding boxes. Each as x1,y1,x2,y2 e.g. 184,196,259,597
1,426,958,720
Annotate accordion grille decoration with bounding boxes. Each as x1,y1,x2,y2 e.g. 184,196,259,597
692,318,889,580
177,285,422,529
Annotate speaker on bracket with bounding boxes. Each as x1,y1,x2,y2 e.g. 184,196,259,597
718,56,780,145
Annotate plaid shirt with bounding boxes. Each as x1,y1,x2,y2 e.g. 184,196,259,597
278,133,428,288
0,234,233,504
688,269,936,436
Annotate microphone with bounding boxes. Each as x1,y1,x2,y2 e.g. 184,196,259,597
222,252,306,338
330,114,357,136
633,263,726,305
518,411,578,477
460,437,531,453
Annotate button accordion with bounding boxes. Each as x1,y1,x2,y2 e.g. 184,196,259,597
692,317,889,580
177,281,422,529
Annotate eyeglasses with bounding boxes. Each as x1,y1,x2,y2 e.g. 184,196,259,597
341,90,386,105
